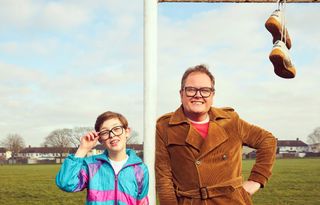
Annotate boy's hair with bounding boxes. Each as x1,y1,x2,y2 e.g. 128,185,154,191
94,111,128,132
180,64,215,91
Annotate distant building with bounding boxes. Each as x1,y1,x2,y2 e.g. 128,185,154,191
243,138,312,159
88,144,144,159
277,138,308,154
17,145,77,164
0,147,12,160
4,143,144,164
308,143,320,153
242,146,255,159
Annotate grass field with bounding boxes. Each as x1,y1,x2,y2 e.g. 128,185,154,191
0,164,86,205
243,158,320,205
0,158,319,205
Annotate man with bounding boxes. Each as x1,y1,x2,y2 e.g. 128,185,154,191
155,64,277,205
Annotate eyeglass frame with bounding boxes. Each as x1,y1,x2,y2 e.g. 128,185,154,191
183,86,215,98
98,125,125,141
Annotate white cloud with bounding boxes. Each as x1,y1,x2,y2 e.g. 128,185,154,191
39,2,91,30
0,42,19,54
0,0,143,32
0,0,92,31
0,0,38,29
158,3,320,143
0,2,319,146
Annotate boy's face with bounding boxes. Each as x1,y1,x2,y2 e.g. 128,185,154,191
99,118,129,155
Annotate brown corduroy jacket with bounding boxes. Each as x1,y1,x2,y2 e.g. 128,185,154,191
155,106,277,205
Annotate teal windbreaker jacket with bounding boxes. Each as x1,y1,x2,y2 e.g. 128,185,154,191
56,149,149,205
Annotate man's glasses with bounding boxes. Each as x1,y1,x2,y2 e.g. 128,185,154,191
184,86,214,98
98,126,124,141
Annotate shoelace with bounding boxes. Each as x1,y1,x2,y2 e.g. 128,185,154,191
277,0,287,46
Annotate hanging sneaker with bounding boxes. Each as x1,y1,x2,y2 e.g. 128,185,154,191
269,40,296,79
265,9,292,49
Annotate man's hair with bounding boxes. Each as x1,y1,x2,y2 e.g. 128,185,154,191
94,111,128,132
180,64,215,90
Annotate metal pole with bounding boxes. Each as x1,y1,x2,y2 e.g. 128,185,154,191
144,0,157,204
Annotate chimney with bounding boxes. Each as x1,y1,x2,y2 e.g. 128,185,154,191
296,138,299,141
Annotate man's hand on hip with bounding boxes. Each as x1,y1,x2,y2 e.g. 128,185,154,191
242,180,260,196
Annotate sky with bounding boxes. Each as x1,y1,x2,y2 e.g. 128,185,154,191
0,0,319,147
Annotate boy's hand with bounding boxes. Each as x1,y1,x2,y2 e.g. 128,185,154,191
75,131,99,157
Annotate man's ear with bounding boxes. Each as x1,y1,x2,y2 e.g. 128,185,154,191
179,89,183,101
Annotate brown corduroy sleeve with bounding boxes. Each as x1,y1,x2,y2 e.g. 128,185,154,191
155,120,179,205
237,113,277,187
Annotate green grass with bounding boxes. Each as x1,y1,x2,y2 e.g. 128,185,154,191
243,158,320,205
0,158,319,205
0,164,85,205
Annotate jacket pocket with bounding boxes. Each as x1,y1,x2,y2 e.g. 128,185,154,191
167,128,187,146
166,130,194,162
178,197,193,205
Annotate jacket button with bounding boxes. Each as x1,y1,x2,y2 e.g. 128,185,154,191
222,154,227,160
195,160,201,166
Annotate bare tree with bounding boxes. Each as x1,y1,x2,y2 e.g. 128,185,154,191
1,133,25,160
42,128,72,163
307,126,320,144
127,130,140,144
69,127,93,148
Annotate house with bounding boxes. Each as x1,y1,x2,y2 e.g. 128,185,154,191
277,138,309,154
242,146,255,159
88,144,144,159
308,143,320,153
0,147,12,160
277,138,308,157
17,145,77,164
3,143,144,164
0,147,12,164
243,138,311,159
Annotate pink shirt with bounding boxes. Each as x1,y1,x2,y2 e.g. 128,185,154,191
189,115,210,139
191,122,209,139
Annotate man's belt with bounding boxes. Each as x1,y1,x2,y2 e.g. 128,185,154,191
175,177,243,200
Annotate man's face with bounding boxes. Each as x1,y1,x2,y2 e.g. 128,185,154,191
180,72,214,120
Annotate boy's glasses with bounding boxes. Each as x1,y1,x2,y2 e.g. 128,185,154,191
98,126,124,141
184,86,214,98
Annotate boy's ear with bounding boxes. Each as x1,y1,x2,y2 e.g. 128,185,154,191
126,127,132,138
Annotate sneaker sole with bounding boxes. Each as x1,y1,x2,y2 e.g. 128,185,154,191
269,49,296,78
265,18,292,49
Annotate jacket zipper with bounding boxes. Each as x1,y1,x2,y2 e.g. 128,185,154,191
114,174,118,205
113,162,141,205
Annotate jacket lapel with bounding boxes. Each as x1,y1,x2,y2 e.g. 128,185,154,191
198,121,229,159
185,125,203,152
197,107,232,159
169,106,231,157
169,106,203,152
